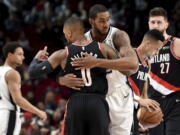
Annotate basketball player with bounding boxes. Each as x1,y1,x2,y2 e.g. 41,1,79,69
127,29,164,135
28,16,125,135
147,7,180,135
58,4,138,135
0,42,47,135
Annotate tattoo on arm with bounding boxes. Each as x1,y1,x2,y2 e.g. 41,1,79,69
113,30,136,57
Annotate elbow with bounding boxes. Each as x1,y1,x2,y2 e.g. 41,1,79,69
28,67,42,79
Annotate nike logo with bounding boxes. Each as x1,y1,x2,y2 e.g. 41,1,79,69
124,93,129,98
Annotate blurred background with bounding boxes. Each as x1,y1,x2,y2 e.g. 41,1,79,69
0,0,179,134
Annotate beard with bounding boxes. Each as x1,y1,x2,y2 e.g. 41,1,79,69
93,24,109,36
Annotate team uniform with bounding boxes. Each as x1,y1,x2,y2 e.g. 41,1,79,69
148,36,180,135
0,66,21,135
128,50,149,135
85,26,134,135
61,41,110,135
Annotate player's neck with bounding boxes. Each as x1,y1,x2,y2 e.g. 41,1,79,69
4,60,17,69
73,36,89,45
91,29,107,42
163,32,170,40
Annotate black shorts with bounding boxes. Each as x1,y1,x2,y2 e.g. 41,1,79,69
61,93,110,135
149,91,180,135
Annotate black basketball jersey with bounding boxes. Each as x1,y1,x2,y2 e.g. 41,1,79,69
149,36,180,96
128,50,149,96
64,41,108,95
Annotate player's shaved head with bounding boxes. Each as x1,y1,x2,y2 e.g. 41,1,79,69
64,16,84,33
144,29,165,42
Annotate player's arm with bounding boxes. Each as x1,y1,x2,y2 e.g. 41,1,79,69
6,69,47,121
99,42,119,59
28,49,66,79
96,30,138,72
134,82,160,110
72,31,138,75
141,81,148,98
57,70,84,90
173,37,180,58
71,42,119,69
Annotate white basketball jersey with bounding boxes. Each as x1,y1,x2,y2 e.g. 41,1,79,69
85,26,118,50
85,27,131,95
0,66,20,112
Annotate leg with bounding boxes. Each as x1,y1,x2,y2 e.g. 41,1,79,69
87,95,110,135
106,86,134,135
61,97,84,135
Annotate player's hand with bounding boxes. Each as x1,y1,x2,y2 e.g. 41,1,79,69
58,74,84,90
138,98,160,111
71,52,98,70
35,46,49,61
138,123,149,132
38,110,47,122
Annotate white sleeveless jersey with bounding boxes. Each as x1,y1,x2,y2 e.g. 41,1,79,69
0,66,20,112
85,27,131,95
85,26,118,50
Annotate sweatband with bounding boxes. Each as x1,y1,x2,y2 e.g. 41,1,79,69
28,58,54,79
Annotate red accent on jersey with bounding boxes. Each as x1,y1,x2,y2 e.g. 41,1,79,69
128,77,141,96
60,100,69,135
149,72,180,91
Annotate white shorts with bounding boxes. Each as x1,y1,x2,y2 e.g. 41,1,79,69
106,84,134,135
0,110,21,135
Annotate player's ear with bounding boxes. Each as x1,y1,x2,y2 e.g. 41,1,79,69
67,29,72,38
89,18,94,26
165,21,169,30
146,40,151,48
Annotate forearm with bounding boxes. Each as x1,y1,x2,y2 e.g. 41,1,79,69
16,97,42,116
28,58,54,79
141,81,148,98
96,57,138,73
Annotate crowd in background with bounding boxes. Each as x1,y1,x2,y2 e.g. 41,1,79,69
0,0,180,134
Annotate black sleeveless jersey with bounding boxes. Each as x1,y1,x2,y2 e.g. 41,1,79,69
64,41,108,95
149,36,180,96
128,50,149,96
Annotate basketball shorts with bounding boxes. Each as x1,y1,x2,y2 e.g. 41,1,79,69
61,93,110,135
106,84,134,135
0,110,21,135
149,91,180,135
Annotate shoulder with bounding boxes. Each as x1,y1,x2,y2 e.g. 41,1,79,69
172,37,180,58
5,69,20,82
173,37,180,44
114,29,128,38
112,28,131,49
51,49,66,58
